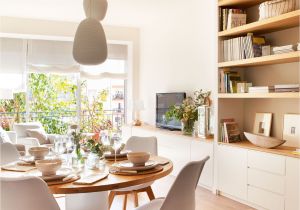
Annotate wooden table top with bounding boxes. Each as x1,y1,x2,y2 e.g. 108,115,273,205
0,156,173,194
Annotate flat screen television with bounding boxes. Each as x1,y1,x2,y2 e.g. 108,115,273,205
156,92,186,130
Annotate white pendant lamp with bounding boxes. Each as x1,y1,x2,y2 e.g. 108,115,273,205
83,0,108,21
73,0,108,65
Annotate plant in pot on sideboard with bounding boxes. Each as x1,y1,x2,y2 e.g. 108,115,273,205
166,90,211,136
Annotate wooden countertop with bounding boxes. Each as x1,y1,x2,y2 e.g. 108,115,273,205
126,124,214,143
219,141,300,159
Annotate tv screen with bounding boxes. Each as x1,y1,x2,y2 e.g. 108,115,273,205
156,92,186,130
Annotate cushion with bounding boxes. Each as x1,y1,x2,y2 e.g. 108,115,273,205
13,122,43,137
26,128,50,145
0,126,12,144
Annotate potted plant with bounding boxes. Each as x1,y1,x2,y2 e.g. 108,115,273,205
166,90,211,136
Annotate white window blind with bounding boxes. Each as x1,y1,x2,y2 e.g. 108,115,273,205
81,44,128,80
0,38,26,90
0,37,26,74
27,39,80,74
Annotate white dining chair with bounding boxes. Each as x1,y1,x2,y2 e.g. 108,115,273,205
0,176,60,210
109,136,158,210
0,142,20,165
134,156,210,210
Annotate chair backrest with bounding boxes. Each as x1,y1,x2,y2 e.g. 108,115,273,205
0,176,60,210
13,122,43,137
161,156,210,210
125,136,158,155
0,142,20,165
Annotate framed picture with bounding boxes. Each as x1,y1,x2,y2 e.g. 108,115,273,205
253,113,272,136
283,114,300,147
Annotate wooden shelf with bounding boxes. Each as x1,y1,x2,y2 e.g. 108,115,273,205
218,51,300,68
218,0,267,7
218,10,300,37
218,141,299,158
218,92,300,99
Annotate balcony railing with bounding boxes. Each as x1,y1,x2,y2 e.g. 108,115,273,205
0,110,125,134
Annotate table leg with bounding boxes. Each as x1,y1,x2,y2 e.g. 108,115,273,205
65,191,108,210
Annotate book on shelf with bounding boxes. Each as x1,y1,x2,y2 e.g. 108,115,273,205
221,34,266,62
219,8,246,31
219,69,241,93
248,86,275,93
220,119,242,143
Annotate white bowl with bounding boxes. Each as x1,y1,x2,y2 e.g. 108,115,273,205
28,147,49,160
127,152,150,166
35,159,62,176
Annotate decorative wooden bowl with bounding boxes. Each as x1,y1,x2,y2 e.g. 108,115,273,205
244,132,286,149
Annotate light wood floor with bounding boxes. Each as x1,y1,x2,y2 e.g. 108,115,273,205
56,176,255,210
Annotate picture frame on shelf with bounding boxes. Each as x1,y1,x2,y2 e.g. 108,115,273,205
283,114,300,147
253,112,272,136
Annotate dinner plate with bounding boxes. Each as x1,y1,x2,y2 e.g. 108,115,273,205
112,160,158,171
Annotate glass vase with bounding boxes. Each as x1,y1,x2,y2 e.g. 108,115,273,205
181,119,195,136
72,144,84,168
86,153,100,170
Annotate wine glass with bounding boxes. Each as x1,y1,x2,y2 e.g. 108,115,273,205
66,136,74,167
112,134,122,163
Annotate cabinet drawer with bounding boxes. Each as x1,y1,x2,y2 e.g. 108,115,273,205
248,168,285,195
248,150,285,175
248,186,285,210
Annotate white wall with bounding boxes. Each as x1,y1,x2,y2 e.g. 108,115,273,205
0,0,218,125
138,0,218,124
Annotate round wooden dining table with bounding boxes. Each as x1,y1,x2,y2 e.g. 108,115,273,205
0,156,173,210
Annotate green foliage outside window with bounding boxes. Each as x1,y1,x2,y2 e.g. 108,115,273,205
28,73,77,134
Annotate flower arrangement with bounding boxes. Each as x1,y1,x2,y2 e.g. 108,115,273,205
166,90,211,135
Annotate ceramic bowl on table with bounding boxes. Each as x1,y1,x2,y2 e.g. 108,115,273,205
127,152,150,166
35,159,62,176
28,147,49,160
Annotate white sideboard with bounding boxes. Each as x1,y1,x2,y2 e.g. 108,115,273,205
122,125,214,190
217,144,300,210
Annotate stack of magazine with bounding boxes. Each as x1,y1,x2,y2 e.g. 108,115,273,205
249,86,275,93
274,84,300,92
272,45,295,54
221,34,266,62
220,118,242,143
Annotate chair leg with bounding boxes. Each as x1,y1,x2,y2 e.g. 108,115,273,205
133,191,139,207
122,194,128,210
145,186,155,200
108,191,116,209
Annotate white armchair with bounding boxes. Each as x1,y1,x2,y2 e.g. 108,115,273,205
13,122,57,149
0,127,26,156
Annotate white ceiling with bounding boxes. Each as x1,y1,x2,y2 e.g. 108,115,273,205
0,0,169,27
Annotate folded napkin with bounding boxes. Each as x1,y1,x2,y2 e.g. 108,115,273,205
73,173,108,185
109,167,138,174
